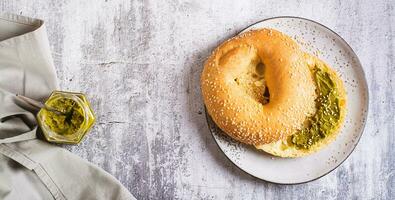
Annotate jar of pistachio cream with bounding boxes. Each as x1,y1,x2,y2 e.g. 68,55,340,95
37,91,95,144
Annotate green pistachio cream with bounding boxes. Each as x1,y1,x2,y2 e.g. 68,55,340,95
42,98,85,135
290,66,341,149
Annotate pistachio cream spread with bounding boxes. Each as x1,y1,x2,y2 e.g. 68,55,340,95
291,66,340,149
42,98,85,135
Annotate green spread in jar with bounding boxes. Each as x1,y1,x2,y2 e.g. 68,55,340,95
291,66,340,149
41,98,85,135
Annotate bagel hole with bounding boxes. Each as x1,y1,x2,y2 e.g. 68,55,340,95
257,62,270,104
263,87,270,104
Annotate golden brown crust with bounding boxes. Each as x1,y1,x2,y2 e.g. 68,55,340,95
201,29,317,145
255,55,347,157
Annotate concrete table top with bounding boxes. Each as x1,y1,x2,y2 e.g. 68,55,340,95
1,0,394,199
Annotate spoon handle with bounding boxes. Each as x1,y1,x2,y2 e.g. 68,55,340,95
15,94,65,115
16,94,45,109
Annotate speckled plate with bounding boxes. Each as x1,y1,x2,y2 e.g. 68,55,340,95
206,16,369,184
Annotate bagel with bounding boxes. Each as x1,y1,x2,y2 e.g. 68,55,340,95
201,29,317,145
201,28,347,157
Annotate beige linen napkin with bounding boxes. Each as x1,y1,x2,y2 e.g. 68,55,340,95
0,14,135,200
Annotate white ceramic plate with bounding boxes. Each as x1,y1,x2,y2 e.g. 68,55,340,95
206,17,369,184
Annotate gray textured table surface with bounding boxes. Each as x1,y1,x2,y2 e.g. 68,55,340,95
1,0,394,199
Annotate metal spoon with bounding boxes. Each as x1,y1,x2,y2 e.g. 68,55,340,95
15,94,66,115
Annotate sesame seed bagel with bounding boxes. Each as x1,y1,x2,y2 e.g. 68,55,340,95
201,29,317,145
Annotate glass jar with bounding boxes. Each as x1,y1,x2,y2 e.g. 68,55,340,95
37,91,95,144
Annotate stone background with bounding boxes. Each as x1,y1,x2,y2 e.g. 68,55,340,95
1,0,394,199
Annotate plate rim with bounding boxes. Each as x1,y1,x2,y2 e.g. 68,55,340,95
205,16,370,185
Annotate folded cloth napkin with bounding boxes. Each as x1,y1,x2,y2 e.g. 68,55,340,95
0,14,135,200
